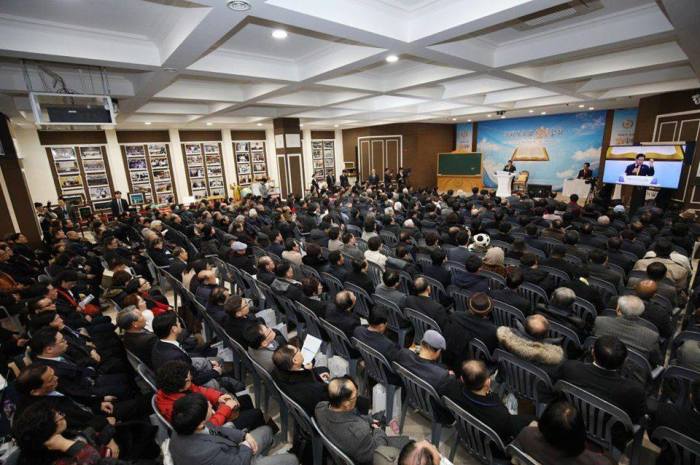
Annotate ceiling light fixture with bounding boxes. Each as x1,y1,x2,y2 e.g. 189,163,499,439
256,123,263,126
577,104,585,108
334,124,339,128
500,115,506,119
487,114,492,117
467,119,471,122
385,54,399,63
144,121,151,125
451,118,457,121
272,29,288,39
541,111,547,115
206,122,213,126
588,106,595,110
528,109,534,113
226,0,251,11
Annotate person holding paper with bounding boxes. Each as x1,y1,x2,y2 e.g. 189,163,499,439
271,344,332,415
624,153,655,176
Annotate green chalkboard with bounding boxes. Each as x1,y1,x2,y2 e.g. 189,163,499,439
438,152,482,175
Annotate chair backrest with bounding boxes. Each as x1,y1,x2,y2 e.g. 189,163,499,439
659,365,700,409
468,338,494,365
517,282,548,308
608,262,626,280
546,319,582,354
415,253,432,268
372,294,405,333
506,443,540,465
320,318,355,361
343,282,373,319
563,254,582,265
300,263,321,281
356,239,368,253
539,265,569,288
352,337,395,386
418,274,448,303
651,426,700,465
442,395,507,464
405,308,441,344
491,240,511,251
277,294,301,326
555,380,634,451
492,300,526,328
393,362,443,419
671,331,700,360
366,261,383,288
380,230,398,247
296,302,323,340
137,363,157,392
311,418,356,465
125,349,143,372
398,270,413,294
588,276,618,303
495,349,552,405
477,270,505,290
321,272,344,296
279,388,315,439
572,297,597,324
345,224,362,238
151,394,173,433
445,260,465,272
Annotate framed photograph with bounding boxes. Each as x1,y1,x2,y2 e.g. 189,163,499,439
207,166,222,177
238,174,252,185
323,141,334,149
125,145,145,157
130,171,150,184
93,200,113,211
82,159,105,172
59,175,83,189
80,146,103,159
51,147,76,161
191,180,206,189
251,141,264,151
55,160,80,174
184,144,201,155
188,167,205,178
252,152,265,163
238,163,251,174
150,157,169,168
205,154,221,165
208,178,224,189
312,141,322,150
313,169,324,179
313,160,324,169
89,186,110,200
253,163,266,173
156,192,174,205
312,149,322,159
324,157,335,166
128,192,145,205
148,143,167,156
154,182,172,193
237,154,250,163
324,149,334,158
209,188,225,197
235,142,249,152
152,169,171,180
254,173,267,181
62,193,85,206
186,154,203,165
192,189,207,199
127,158,147,170
204,143,219,154
86,173,108,186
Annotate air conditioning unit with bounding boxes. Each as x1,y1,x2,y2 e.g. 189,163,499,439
29,92,116,126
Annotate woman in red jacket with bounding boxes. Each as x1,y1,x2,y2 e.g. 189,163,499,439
154,360,266,431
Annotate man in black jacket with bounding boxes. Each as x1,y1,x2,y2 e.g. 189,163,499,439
588,248,624,291
271,344,331,415
405,277,448,330
117,306,157,366
607,237,636,275
110,191,129,218
326,250,348,282
326,290,361,339
443,292,498,370
167,247,188,281
489,267,532,315
255,256,276,286
421,248,451,289
519,253,555,294
445,360,533,443
541,245,578,280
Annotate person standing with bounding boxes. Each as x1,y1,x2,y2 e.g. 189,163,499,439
503,160,516,173
577,162,593,180
111,191,129,218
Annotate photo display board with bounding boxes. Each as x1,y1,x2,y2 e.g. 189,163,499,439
181,142,227,198
233,139,268,186
311,139,336,180
46,144,114,211
120,142,176,205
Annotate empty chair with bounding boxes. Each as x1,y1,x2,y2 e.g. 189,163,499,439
495,349,552,416
546,320,582,355
651,427,700,465
372,294,409,347
405,308,441,344
352,337,400,422
468,338,496,367
442,396,509,464
393,362,448,446
397,270,413,295
491,300,526,328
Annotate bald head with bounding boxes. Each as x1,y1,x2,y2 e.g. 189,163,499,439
525,314,549,340
327,377,357,410
636,279,657,299
198,269,217,284
460,360,489,391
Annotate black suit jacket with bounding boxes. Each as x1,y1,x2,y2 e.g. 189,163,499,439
168,259,187,281
122,330,158,366
405,295,448,330
562,279,604,312
34,356,97,401
422,264,451,289
443,312,498,369
151,340,217,385
110,198,129,217
272,368,329,415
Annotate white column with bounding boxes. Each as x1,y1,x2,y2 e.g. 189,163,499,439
334,128,345,175
220,129,236,198
12,126,57,204
168,128,189,202
104,129,129,193
264,126,279,192
302,128,313,192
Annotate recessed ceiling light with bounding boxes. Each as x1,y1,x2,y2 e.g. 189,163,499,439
487,114,492,118
467,119,471,122
528,110,534,113
226,0,251,11
163,67,178,73
577,104,585,108
299,124,304,127
500,115,506,119
541,111,547,115
588,106,595,110
206,122,212,126
272,29,288,39
385,54,399,63
451,118,457,121
144,121,151,125
334,124,339,128
256,123,263,126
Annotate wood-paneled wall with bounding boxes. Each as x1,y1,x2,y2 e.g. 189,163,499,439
342,123,455,189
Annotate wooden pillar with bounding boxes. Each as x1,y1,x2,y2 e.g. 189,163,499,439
272,118,305,198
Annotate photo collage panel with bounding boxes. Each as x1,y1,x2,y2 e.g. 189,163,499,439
123,143,175,206
234,140,266,186
183,142,226,198
311,140,335,180
48,145,114,210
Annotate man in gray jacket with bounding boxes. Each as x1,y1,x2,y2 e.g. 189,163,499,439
315,377,410,465
169,392,298,465
374,269,407,309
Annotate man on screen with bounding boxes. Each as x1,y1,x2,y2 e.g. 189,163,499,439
625,154,655,176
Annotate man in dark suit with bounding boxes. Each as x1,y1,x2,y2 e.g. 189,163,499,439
271,344,331,415
577,162,593,180
624,154,654,176
255,256,276,286
452,254,490,293
446,230,471,264
421,248,451,289
117,306,157,366
405,277,448,330
443,293,499,370
325,173,336,190
325,290,361,339
326,250,348,282
519,253,555,295
339,169,350,188
367,169,379,186
523,224,548,253
557,335,646,448
588,248,624,291
110,191,129,217
168,247,189,281
650,380,700,456
353,307,402,385
502,160,516,173
541,245,578,280
606,237,636,275
445,360,533,443
620,229,646,258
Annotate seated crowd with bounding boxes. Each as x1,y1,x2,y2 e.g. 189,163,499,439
0,180,697,465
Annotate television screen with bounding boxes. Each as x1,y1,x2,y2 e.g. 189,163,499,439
601,145,684,189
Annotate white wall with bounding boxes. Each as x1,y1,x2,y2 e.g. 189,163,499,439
13,126,57,204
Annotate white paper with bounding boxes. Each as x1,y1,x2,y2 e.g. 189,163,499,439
301,334,322,365
79,294,94,308
274,134,285,148
285,133,301,148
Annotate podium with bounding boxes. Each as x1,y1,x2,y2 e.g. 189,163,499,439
562,178,592,200
495,171,515,198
